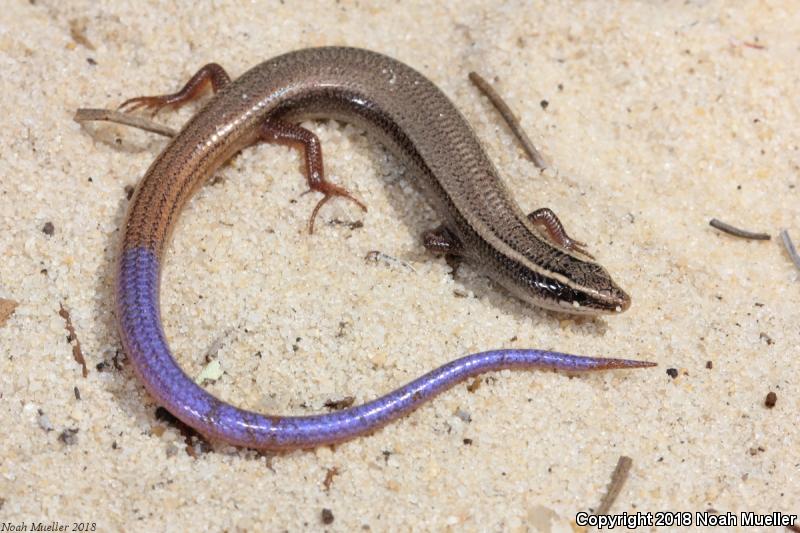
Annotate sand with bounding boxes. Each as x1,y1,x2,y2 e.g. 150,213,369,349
1,1,798,531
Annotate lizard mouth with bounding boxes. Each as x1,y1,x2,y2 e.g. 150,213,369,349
551,285,631,315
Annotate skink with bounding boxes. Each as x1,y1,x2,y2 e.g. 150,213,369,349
112,47,651,450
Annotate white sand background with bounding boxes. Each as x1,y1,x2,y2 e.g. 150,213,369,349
1,1,798,531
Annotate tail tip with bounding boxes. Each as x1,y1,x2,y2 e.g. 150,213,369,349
616,358,657,369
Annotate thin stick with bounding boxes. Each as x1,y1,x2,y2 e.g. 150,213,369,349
709,218,770,240
59,303,88,378
595,455,633,515
364,250,416,273
468,71,548,169
780,230,800,272
74,108,177,138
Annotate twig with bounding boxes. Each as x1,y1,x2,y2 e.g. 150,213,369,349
323,466,340,492
69,18,95,50
59,303,88,377
364,250,416,273
780,229,800,272
468,71,548,169
595,455,633,515
74,108,177,138
323,396,355,410
709,218,770,240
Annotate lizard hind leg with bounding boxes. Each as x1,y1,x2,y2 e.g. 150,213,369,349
259,119,367,234
118,63,231,117
422,224,465,273
422,225,463,256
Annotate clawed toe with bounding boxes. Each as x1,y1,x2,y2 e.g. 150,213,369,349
118,97,169,117
307,186,367,234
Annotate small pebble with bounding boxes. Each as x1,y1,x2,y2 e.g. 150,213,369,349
454,408,472,423
58,428,79,446
764,391,777,408
37,410,53,432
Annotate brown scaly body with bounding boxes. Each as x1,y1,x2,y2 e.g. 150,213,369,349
123,47,629,314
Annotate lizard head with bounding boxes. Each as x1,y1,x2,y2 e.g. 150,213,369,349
499,252,632,316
